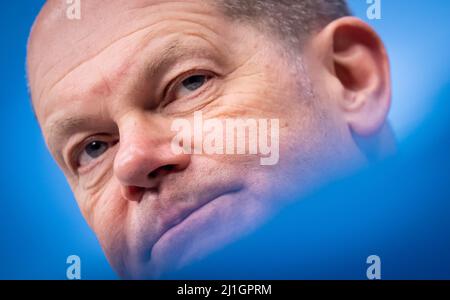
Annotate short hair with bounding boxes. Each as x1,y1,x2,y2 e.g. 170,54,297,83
217,0,351,45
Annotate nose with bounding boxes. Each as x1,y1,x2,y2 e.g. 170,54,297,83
114,114,191,202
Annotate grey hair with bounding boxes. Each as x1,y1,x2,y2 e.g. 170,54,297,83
217,0,351,46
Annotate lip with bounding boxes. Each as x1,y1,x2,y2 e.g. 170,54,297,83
146,186,242,262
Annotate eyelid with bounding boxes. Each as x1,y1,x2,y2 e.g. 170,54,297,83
162,69,215,106
69,134,118,174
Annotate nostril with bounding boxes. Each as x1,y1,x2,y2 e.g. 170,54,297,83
148,170,158,178
147,164,175,179
162,165,175,171
122,185,145,202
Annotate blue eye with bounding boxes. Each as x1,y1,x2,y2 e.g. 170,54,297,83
78,140,110,167
172,74,211,99
181,75,208,91
85,141,108,159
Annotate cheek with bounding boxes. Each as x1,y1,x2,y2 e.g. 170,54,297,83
207,64,297,118
74,180,129,261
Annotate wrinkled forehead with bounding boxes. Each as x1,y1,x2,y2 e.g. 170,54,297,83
27,0,221,118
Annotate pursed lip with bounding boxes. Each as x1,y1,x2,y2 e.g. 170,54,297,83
143,184,243,262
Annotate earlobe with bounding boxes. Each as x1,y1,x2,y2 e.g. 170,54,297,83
326,17,391,137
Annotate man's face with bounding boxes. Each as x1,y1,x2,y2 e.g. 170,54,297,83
28,0,367,278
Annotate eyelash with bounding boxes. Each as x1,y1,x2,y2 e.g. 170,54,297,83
71,136,117,174
69,70,216,174
161,69,215,107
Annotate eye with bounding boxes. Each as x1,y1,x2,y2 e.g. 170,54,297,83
78,140,110,167
172,74,211,100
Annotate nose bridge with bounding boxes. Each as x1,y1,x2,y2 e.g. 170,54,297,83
113,111,187,189
120,112,164,152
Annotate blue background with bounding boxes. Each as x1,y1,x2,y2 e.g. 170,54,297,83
0,0,449,279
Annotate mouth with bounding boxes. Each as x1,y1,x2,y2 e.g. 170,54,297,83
146,186,243,264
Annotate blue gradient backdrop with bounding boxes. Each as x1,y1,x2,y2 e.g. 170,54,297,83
0,1,449,279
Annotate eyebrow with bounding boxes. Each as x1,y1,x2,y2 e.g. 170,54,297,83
144,39,218,80
50,116,96,136
45,39,219,152
45,53,172,150
46,44,182,137
46,116,100,154
147,40,184,75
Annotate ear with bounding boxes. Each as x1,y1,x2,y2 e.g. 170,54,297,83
310,17,391,137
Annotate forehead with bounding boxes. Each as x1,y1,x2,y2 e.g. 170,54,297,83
28,0,234,124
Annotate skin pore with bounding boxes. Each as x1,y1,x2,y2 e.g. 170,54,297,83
27,0,391,278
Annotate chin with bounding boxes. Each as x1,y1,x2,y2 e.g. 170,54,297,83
126,191,272,279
